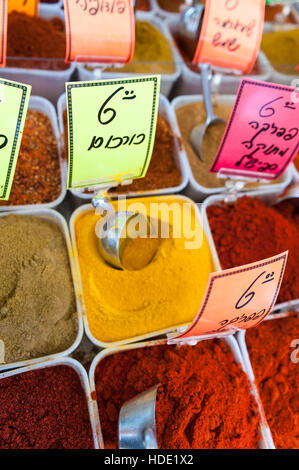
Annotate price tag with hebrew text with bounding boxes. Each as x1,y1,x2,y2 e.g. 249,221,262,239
0,78,31,200
64,0,135,63
8,0,39,16
171,252,288,341
193,0,265,74
210,79,299,180
66,76,160,189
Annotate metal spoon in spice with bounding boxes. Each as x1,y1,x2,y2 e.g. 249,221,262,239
119,385,160,449
189,63,226,161
93,195,160,271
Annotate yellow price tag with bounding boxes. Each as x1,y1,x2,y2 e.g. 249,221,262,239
8,0,39,16
65,76,160,189
0,78,31,200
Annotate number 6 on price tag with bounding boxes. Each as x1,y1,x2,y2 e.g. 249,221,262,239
171,251,288,340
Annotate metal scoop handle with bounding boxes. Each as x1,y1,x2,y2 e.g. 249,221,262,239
201,63,218,126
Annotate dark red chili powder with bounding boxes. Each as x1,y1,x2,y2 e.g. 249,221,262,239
7,11,68,70
0,365,94,449
207,197,299,304
95,340,260,449
246,315,299,449
0,110,61,206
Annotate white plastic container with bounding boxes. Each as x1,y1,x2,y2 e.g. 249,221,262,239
0,95,66,212
89,335,273,449
2,5,75,104
0,356,100,449
69,195,215,348
40,0,63,10
0,208,84,372
262,22,299,86
236,311,299,450
57,92,188,203
77,13,182,97
170,94,292,201
292,163,299,183
202,188,299,313
167,19,272,97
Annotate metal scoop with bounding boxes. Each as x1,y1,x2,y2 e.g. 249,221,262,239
189,62,226,161
119,385,160,450
179,1,204,41
93,196,160,271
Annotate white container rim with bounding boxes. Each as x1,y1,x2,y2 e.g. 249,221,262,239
0,95,66,212
201,187,299,313
89,334,273,449
170,93,292,196
0,356,100,449
0,207,84,372
57,92,188,200
69,194,216,349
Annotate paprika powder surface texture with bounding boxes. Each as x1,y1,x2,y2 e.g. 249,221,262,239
0,110,61,206
0,365,94,449
246,315,299,449
207,197,299,304
94,340,260,449
7,12,68,70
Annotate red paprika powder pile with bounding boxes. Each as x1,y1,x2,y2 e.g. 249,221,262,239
0,365,94,449
207,197,299,304
7,12,68,70
246,315,299,449
95,340,260,449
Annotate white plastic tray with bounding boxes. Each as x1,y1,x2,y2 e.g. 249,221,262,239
0,356,100,449
202,188,299,313
57,92,188,202
151,0,182,21
292,163,299,183
167,19,272,97
1,5,75,104
0,208,83,372
0,95,66,212
76,12,182,97
236,312,299,450
170,94,292,201
69,195,215,348
89,335,273,449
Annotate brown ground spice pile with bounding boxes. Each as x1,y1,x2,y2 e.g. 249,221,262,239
176,101,282,189
63,111,182,193
0,215,78,365
7,12,68,70
0,110,61,207
95,339,260,449
246,315,299,449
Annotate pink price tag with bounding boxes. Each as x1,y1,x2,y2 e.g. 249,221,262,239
64,0,135,64
173,252,288,340
210,80,299,180
193,0,265,74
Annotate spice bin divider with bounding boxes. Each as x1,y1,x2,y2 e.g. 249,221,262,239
236,312,299,450
0,95,66,212
88,335,273,449
201,188,299,313
69,194,215,349
170,94,292,202
0,208,84,372
292,163,299,183
39,1,63,10
167,19,272,97
76,12,182,97
57,92,188,202
1,5,76,104
0,356,101,449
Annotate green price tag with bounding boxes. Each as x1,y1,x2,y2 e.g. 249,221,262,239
0,79,31,201
65,76,161,189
